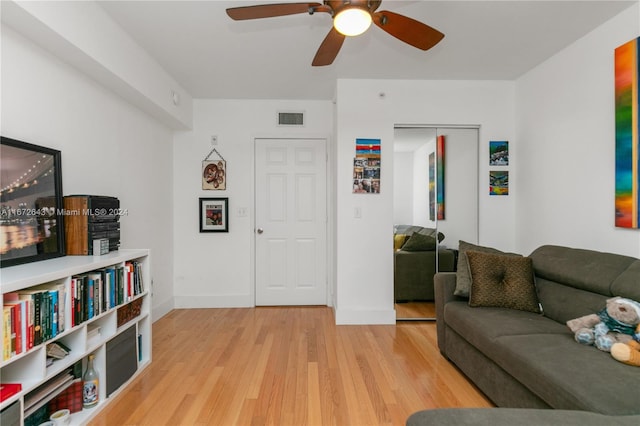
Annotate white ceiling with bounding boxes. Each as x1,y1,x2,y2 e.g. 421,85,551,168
97,0,637,100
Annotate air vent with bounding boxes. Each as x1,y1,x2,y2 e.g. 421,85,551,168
278,111,305,126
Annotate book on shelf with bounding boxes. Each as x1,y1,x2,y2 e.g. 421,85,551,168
71,272,104,326
24,369,74,417
2,306,11,360
126,260,145,296
2,283,67,360
3,297,25,357
47,379,82,414
46,341,71,360
0,383,22,402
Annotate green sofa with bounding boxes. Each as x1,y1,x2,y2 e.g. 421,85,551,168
393,225,456,301
407,408,640,425
427,245,640,423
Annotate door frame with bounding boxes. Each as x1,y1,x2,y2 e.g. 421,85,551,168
252,135,335,307
392,124,480,321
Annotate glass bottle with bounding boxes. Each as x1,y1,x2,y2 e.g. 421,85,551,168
83,354,99,408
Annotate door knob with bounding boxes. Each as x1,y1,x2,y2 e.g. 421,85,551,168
256,228,264,234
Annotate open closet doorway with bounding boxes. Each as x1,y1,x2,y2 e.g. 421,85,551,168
393,126,479,321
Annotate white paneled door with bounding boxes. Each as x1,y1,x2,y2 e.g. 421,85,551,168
255,138,327,305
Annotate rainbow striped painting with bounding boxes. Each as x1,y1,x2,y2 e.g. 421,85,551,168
355,138,381,156
437,135,445,220
615,38,640,228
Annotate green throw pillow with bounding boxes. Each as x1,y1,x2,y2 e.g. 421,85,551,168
467,251,541,313
401,232,437,251
455,240,521,297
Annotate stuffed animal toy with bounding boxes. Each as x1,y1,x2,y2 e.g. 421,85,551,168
566,297,640,352
610,324,640,366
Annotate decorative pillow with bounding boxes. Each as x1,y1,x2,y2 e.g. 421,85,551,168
416,227,445,243
394,234,408,251
454,240,520,297
401,232,437,251
466,251,541,313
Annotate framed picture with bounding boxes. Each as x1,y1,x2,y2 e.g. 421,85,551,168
489,171,509,196
202,160,226,190
1,136,66,267
199,197,228,232
489,141,509,166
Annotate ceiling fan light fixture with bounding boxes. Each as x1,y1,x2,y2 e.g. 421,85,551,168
333,7,372,36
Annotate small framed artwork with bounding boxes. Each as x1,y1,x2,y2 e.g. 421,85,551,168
199,197,229,232
489,141,509,166
202,159,226,190
489,171,509,196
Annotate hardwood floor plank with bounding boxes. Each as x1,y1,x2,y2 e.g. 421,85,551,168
307,362,322,425
89,307,492,426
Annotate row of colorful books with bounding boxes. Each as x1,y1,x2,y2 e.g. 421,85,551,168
70,260,144,327
3,282,66,360
2,260,144,361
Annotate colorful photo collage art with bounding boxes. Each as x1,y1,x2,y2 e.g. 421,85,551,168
353,138,381,194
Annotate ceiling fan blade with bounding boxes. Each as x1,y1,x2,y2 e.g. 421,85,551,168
373,10,444,51
312,27,346,66
226,3,323,20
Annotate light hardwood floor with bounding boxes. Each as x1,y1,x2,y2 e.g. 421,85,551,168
395,302,436,319
89,307,492,426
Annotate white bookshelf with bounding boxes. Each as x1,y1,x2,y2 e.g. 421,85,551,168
0,249,152,425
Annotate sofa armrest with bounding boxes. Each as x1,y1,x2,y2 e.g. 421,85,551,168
434,272,458,355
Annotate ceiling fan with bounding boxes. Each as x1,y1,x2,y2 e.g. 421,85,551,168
226,1,444,66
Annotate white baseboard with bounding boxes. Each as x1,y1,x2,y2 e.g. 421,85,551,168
173,294,254,309
151,297,174,322
164,296,392,324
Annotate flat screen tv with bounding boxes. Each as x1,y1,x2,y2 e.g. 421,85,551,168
1,136,65,267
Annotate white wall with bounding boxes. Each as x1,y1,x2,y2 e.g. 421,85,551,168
335,79,516,324
172,99,333,308
1,27,175,320
2,1,192,130
515,4,640,257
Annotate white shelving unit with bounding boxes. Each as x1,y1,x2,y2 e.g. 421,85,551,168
0,249,152,425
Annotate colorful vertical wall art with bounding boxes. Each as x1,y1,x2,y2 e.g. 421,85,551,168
353,138,381,194
428,136,446,220
436,135,445,220
615,37,639,228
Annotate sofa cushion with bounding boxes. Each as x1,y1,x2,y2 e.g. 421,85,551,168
467,251,541,313
529,245,637,296
455,241,521,297
416,227,445,243
443,301,566,357
394,224,421,235
402,232,437,251
611,260,640,301
490,333,640,414
536,277,610,324
443,301,640,414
